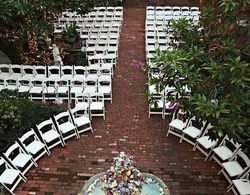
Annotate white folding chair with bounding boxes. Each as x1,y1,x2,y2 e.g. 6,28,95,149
55,78,69,101
5,78,18,91
98,75,112,103
3,142,37,176
44,78,57,102
70,78,85,100
193,124,219,160
21,65,34,79
33,65,47,79
48,65,61,79
9,64,22,78
74,92,90,110
167,109,190,137
84,76,98,94
61,65,74,80
210,135,242,165
180,118,208,145
89,92,105,120
36,119,64,150
69,107,93,135
53,111,79,143
29,78,45,102
17,78,31,93
227,171,250,195
218,151,250,185
18,128,50,161
74,65,87,80
0,157,26,195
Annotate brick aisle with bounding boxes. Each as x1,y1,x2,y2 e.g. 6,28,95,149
15,8,232,195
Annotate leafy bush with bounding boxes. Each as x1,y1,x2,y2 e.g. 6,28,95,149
0,89,62,144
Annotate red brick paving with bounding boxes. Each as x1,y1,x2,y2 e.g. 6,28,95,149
15,7,232,195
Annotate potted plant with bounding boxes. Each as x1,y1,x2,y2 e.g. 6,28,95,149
62,22,79,44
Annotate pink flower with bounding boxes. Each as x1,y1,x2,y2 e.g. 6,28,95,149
131,60,144,69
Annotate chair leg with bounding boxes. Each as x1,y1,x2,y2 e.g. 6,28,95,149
218,168,223,175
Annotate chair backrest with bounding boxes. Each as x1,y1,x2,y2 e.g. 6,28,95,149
31,78,45,88
219,135,241,154
0,156,15,171
34,65,47,78
10,64,22,77
54,111,71,124
74,66,87,77
0,64,10,76
18,78,31,87
61,65,73,78
22,65,34,78
18,129,42,146
3,142,26,164
75,93,89,104
48,65,61,78
5,78,18,89
232,151,250,176
56,78,69,87
36,119,55,134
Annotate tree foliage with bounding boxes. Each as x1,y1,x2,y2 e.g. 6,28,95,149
146,0,250,153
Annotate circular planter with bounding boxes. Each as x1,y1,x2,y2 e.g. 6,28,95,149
80,172,170,195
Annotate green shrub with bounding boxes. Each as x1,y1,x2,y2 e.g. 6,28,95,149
0,89,62,144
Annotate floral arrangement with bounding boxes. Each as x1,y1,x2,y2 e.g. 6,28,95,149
99,152,144,195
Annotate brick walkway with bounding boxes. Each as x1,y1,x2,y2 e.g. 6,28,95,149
15,8,232,195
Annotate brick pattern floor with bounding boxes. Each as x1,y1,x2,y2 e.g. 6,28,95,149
15,8,233,195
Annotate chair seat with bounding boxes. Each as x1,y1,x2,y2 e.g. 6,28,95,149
71,87,83,94
169,119,186,130
26,141,45,155
183,126,201,138
43,130,60,143
90,102,104,110
6,86,17,90
84,86,97,93
0,169,20,185
222,161,244,177
233,179,250,195
213,146,233,161
197,136,217,149
98,86,111,94
46,87,55,94
12,153,32,168
75,102,89,109
18,86,30,92
30,87,43,93
57,87,68,93
75,116,91,127
58,122,76,134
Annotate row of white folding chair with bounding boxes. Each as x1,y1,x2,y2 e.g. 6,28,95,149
0,107,93,194
36,108,92,149
147,6,200,13
147,15,199,22
92,6,123,12
167,109,250,192
54,22,122,35
74,92,106,120
30,76,112,103
0,64,114,81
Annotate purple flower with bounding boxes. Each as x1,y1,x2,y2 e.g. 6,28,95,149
166,102,180,110
131,60,144,69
